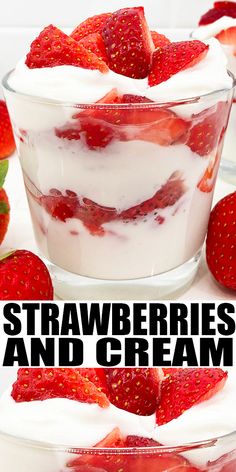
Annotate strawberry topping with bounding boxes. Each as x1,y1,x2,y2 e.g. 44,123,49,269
156,368,228,425
101,7,154,78
104,368,163,415
151,31,171,48
71,13,112,41
25,24,108,73
148,40,209,87
78,32,108,63
11,368,109,407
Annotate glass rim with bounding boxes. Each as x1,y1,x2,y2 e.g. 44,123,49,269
0,427,235,454
2,69,236,109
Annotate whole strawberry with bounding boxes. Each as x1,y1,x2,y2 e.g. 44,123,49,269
206,191,236,290
0,160,10,244
0,249,53,299
0,101,15,159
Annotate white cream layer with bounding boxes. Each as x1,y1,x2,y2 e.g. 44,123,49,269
193,16,236,40
8,39,232,104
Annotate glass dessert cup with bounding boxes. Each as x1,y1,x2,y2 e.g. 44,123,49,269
2,71,235,299
0,429,236,472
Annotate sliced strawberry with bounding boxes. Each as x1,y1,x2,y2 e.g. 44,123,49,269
76,368,108,394
214,1,236,8
12,368,109,407
55,125,81,141
215,26,236,47
162,368,180,377
104,368,163,416
102,7,154,79
197,151,221,193
151,31,171,49
25,24,108,73
187,101,229,157
68,428,125,471
149,41,209,87
199,5,236,26
80,119,115,149
156,368,228,426
78,33,108,63
120,174,186,221
124,436,161,447
40,189,79,222
71,13,112,42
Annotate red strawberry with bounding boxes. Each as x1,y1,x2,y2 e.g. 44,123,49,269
214,1,236,8
148,41,209,87
0,249,53,300
197,151,221,193
0,100,15,159
40,189,79,222
187,101,229,157
78,33,108,63
80,119,115,149
162,368,180,377
55,125,81,141
76,368,108,394
0,189,10,245
206,191,236,290
215,26,236,47
0,160,10,244
25,24,108,73
151,31,171,49
124,436,161,447
102,7,154,79
120,174,186,221
156,368,228,426
71,13,112,41
199,2,236,26
12,368,109,407
104,368,163,416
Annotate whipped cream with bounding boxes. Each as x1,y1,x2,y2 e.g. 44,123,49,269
193,16,236,40
0,392,155,446
7,38,232,104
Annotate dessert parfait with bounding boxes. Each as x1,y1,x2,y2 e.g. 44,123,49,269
193,0,236,183
2,7,234,298
0,367,235,471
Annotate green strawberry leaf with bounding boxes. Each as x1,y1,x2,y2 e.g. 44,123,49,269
0,201,9,214
0,160,9,189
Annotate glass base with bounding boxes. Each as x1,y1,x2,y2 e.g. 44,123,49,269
43,250,202,300
220,158,236,185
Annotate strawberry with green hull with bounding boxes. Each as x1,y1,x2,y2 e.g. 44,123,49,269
0,160,10,244
0,249,53,300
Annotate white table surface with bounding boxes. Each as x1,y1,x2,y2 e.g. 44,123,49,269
1,154,236,301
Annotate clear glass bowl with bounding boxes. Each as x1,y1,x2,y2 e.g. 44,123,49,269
2,71,235,299
0,429,236,471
